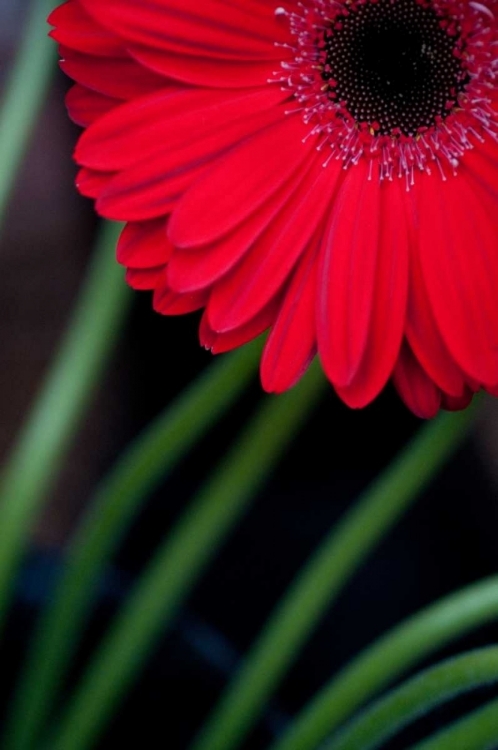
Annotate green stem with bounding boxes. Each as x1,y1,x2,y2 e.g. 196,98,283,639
270,574,498,750
44,363,326,750
326,647,498,750
0,221,131,635
408,697,498,750
0,0,57,226
191,405,478,750
2,339,263,750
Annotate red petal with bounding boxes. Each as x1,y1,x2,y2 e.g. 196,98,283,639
78,0,290,60
75,86,287,172
335,178,409,408
199,300,278,354
403,183,467,398
117,219,172,269
393,344,441,419
317,160,382,388
442,389,474,412
95,159,207,221
49,1,124,57
129,45,276,88
169,114,315,248
93,103,283,221
153,282,208,315
418,170,498,386
167,157,315,293
76,167,115,199
463,136,498,196
65,85,120,127
59,48,170,99
260,242,318,392
206,153,340,331
125,266,163,290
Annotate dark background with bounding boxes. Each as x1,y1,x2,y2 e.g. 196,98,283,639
1,3,498,748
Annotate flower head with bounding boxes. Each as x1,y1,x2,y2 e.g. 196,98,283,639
50,0,498,417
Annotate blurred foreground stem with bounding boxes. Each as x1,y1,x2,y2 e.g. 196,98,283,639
325,647,498,750
4,339,263,750
0,222,131,635
271,574,498,750
0,0,57,225
409,696,498,750
192,404,478,750
44,363,326,750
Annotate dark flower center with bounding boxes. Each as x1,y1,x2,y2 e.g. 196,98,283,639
322,0,468,136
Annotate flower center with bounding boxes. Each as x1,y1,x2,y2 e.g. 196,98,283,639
322,0,467,136
274,0,498,182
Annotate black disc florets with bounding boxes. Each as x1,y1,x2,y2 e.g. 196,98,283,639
321,0,468,135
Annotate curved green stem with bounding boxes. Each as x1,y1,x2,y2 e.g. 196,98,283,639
408,697,498,750
0,0,57,226
270,574,498,750
325,647,498,750
44,363,326,750
0,221,131,635
191,405,478,750
2,339,264,750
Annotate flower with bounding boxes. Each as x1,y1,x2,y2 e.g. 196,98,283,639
49,0,498,417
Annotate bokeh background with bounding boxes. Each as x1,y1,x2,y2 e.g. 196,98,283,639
1,2,498,748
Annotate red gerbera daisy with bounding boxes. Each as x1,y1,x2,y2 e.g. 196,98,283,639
49,0,498,417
